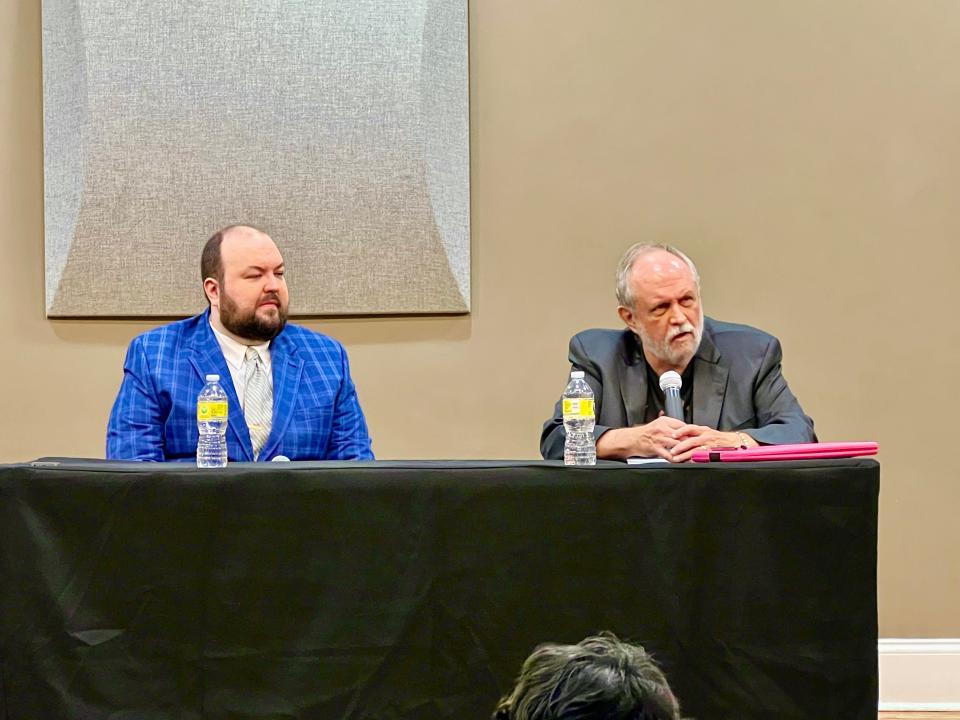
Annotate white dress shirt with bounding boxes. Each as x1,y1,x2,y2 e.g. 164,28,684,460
210,322,273,411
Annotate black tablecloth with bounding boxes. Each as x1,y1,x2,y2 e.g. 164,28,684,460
0,458,879,719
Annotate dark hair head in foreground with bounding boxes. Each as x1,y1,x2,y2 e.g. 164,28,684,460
493,633,683,720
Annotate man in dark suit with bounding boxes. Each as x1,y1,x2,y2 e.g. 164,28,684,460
107,224,373,461
541,244,814,462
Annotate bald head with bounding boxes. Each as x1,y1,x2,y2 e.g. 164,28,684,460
201,224,275,289
615,244,700,311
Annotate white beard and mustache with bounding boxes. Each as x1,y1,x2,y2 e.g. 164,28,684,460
636,311,704,368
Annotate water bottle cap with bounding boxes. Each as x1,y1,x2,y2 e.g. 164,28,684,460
570,370,585,379
658,370,682,391
206,374,220,382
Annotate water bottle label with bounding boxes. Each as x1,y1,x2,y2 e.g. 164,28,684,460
562,398,595,418
197,401,228,421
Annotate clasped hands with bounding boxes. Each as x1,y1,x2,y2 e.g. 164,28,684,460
595,416,753,463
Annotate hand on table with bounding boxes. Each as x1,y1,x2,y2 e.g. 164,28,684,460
595,416,687,461
597,418,756,463
668,426,755,463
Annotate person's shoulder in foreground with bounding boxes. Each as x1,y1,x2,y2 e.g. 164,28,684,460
541,242,815,462
493,632,685,720
106,223,373,462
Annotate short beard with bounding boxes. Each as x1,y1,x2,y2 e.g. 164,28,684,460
219,285,288,343
637,309,703,369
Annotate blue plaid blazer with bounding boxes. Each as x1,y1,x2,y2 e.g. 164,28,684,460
106,310,374,461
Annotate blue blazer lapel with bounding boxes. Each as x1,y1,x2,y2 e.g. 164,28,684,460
187,313,254,461
691,325,728,429
259,330,304,460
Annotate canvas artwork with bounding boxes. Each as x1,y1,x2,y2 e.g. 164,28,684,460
43,0,470,316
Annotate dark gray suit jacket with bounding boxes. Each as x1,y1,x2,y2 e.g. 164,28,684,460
540,318,816,459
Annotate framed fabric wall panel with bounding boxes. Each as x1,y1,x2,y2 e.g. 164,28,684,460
42,0,470,316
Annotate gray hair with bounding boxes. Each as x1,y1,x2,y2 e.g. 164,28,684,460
615,243,700,310
493,632,683,720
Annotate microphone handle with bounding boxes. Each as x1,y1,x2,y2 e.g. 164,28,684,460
664,387,684,421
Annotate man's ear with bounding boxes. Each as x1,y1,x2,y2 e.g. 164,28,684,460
617,304,636,331
203,278,220,307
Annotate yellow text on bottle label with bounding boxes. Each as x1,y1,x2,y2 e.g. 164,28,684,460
197,401,228,421
562,398,595,418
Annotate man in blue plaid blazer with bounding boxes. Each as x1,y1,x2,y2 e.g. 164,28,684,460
106,225,373,462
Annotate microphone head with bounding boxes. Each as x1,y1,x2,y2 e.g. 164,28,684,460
659,370,682,391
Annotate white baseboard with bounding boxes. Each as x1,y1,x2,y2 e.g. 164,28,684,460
879,638,960,710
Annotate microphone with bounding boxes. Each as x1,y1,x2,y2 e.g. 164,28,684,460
658,371,684,420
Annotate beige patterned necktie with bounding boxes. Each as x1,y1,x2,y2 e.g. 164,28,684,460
243,346,273,459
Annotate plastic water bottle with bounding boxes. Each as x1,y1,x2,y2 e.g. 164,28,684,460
562,370,596,466
197,374,228,468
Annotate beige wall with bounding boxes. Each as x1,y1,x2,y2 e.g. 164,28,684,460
2,1,958,636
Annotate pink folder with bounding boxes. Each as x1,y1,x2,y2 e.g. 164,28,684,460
691,441,878,463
